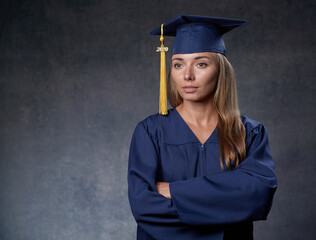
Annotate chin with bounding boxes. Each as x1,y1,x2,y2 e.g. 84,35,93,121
182,96,205,103
181,94,213,103
180,93,198,101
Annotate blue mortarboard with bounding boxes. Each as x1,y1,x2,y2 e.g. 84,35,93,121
151,15,246,115
150,15,247,56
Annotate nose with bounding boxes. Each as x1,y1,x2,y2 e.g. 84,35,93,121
184,66,195,81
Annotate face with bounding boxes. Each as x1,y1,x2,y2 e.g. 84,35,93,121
171,52,218,104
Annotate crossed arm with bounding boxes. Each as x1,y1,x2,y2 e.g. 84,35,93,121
129,122,277,228
156,182,171,199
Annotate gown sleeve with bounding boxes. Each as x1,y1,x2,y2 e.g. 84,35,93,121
169,124,277,226
128,122,180,224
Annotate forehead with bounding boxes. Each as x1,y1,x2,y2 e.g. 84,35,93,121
171,52,216,60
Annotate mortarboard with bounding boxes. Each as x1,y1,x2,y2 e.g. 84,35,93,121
150,15,247,114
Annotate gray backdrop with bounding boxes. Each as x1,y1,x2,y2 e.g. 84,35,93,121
1,0,315,239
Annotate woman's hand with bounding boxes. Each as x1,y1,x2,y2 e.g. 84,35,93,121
156,182,171,199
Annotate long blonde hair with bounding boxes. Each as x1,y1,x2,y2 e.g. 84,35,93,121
167,53,246,170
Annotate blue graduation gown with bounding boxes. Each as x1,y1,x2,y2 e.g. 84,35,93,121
128,109,277,240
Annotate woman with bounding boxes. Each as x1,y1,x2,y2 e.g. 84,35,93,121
128,15,277,240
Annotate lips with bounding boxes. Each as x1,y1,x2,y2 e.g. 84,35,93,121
182,86,198,93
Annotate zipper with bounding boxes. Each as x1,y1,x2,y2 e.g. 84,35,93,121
201,144,205,175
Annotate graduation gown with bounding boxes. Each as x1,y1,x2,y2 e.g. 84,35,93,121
128,109,277,240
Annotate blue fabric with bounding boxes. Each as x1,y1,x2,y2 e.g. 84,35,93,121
128,109,277,240
150,15,247,56
171,23,226,55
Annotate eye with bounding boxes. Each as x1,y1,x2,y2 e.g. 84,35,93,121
173,63,182,69
197,62,207,68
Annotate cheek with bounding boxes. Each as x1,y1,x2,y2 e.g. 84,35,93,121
206,69,218,84
199,70,218,93
171,72,181,88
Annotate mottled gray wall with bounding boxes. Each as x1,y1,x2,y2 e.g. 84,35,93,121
0,0,315,239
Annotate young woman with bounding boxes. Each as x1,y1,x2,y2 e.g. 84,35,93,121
128,15,277,240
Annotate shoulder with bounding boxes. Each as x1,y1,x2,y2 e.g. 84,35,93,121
240,114,265,136
134,109,177,139
240,115,271,151
140,112,167,130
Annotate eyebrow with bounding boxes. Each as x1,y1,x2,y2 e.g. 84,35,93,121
171,56,212,61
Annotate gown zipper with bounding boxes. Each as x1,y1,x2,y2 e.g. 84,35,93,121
201,144,205,175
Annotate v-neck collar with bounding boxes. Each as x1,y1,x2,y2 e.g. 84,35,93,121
172,108,218,145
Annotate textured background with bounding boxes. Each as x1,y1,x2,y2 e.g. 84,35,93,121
0,0,315,239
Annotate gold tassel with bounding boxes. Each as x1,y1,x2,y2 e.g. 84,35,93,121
156,24,168,115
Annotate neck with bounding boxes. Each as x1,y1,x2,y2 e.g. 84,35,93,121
176,99,218,126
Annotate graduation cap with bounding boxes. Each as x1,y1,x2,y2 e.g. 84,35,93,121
150,15,247,115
